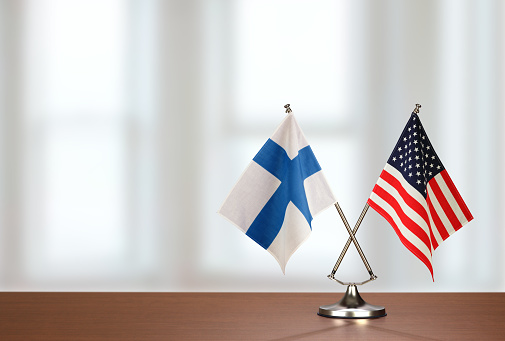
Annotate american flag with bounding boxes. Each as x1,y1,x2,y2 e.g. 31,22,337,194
367,112,473,279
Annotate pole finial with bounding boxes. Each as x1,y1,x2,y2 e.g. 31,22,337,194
413,104,421,114
284,104,292,114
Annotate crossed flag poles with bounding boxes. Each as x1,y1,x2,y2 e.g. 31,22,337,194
318,201,387,319
329,202,376,286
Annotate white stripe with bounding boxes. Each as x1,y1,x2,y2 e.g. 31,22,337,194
429,210,444,248
375,176,431,241
370,193,433,262
433,174,469,226
427,184,456,236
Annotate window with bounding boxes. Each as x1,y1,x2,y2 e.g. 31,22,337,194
16,0,158,289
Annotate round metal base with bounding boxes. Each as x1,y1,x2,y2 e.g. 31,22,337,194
318,285,386,319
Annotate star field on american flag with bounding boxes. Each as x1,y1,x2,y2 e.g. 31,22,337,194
387,113,444,198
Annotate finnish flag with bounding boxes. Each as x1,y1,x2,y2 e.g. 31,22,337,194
219,113,336,273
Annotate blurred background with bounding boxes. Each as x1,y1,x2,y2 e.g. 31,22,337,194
0,0,502,292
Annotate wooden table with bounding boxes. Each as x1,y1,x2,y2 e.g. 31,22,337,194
0,292,503,340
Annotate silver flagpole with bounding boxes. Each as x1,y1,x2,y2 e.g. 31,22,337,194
328,203,375,284
318,201,385,318
331,202,375,281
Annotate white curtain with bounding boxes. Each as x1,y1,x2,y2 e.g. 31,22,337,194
0,0,503,292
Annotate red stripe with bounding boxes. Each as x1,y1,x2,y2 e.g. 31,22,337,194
367,198,434,280
379,170,431,227
426,194,450,240
428,177,462,231
440,170,473,222
372,184,431,250
430,226,439,250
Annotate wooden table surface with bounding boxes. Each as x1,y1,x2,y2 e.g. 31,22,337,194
0,292,503,340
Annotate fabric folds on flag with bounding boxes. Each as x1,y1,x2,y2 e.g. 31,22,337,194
367,112,473,279
219,113,336,273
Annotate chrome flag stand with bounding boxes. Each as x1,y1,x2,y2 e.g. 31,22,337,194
318,202,386,318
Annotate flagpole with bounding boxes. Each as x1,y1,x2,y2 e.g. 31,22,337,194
331,203,376,280
328,203,374,282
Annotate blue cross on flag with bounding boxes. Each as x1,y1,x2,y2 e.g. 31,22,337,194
219,113,336,273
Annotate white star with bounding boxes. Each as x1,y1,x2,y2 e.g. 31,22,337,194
426,146,431,150
413,132,417,136
431,155,435,159
392,157,397,162
430,163,434,168
413,140,418,144
409,157,412,161
437,165,441,169
415,155,420,160
414,148,419,152
408,127,411,132
413,124,417,128
399,155,403,159
403,137,407,142
398,147,402,151
408,165,412,169
429,171,432,176
417,180,421,184
416,171,421,176
415,163,420,168
409,173,413,177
